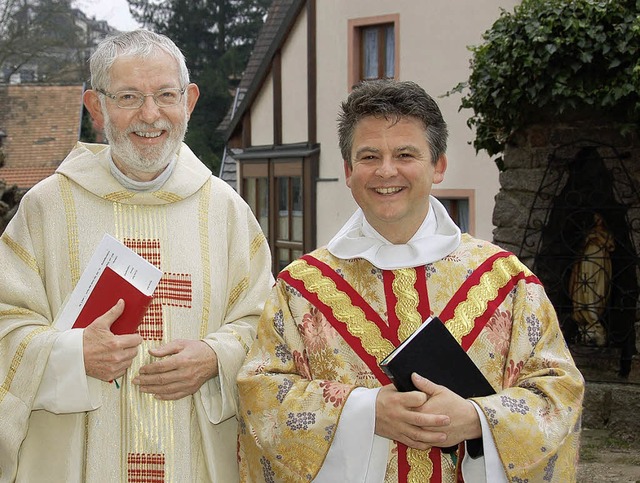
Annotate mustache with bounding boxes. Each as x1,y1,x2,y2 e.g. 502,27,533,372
126,121,173,133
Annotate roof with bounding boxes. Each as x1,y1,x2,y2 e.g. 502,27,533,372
219,150,239,191
0,166,57,188
217,0,305,140
0,84,84,188
217,0,305,188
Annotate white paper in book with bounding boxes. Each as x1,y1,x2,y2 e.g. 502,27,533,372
55,233,163,331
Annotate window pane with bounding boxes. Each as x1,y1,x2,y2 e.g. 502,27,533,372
244,177,269,236
292,176,303,242
385,25,395,78
244,178,256,211
362,27,378,80
257,177,268,235
277,248,290,272
440,198,470,233
277,177,290,240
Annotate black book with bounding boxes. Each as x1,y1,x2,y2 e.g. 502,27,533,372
379,316,495,456
380,316,494,396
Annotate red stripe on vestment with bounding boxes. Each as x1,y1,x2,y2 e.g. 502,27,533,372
440,252,516,351
397,446,442,482
415,266,431,322
460,272,541,350
440,252,511,321
278,256,392,383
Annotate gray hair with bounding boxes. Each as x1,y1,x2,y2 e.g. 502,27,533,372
89,29,190,91
338,79,448,167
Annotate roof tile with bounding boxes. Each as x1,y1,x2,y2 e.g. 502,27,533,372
0,84,84,185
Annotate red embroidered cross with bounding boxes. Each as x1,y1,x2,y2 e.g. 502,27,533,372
125,239,192,340
127,452,165,483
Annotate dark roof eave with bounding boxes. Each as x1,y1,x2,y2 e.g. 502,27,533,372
233,142,320,160
223,0,306,142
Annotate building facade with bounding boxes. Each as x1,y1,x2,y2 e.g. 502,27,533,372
220,0,520,273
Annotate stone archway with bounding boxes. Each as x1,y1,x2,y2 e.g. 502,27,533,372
493,118,640,379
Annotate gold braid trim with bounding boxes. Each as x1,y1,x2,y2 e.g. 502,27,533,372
392,268,421,342
448,255,531,341
0,308,34,317
286,259,395,362
0,326,51,404
198,179,212,339
58,176,81,284
1,234,40,275
407,447,433,482
153,191,183,203
104,191,136,203
229,277,249,309
249,232,266,260
229,328,249,353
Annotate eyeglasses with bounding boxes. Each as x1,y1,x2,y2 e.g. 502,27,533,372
97,87,186,109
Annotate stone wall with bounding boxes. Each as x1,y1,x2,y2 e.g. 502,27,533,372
492,117,640,374
493,117,640,266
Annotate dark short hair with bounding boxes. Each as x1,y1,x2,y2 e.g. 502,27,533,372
337,79,448,167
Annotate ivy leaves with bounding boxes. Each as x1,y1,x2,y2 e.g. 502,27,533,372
451,0,640,165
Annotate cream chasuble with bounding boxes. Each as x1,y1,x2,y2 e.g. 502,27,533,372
0,142,273,482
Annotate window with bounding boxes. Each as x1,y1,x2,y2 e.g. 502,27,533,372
238,149,318,275
433,189,475,235
275,172,304,272
349,14,399,88
440,198,470,233
361,24,395,81
243,176,269,235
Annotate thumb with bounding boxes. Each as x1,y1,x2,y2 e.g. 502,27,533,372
92,299,125,328
411,373,440,396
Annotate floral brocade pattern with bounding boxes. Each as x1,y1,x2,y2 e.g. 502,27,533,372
237,234,584,482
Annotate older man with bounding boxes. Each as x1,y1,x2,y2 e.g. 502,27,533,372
0,30,272,482
237,79,584,482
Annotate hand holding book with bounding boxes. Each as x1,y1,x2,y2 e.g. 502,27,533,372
380,316,494,397
56,233,162,335
380,316,494,456
81,298,144,386
55,234,163,387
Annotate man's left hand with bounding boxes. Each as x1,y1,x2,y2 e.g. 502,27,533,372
132,340,218,400
411,373,482,447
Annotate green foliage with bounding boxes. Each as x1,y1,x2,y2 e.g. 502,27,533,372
127,0,271,173
451,0,640,164
80,106,97,143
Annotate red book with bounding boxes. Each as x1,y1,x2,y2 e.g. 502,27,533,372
72,266,153,335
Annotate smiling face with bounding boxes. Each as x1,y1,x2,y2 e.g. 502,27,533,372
84,51,199,181
344,115,447,244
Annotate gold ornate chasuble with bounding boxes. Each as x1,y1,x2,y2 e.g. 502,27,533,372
237,238,584,482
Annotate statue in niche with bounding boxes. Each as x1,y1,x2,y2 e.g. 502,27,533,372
569,212,615,346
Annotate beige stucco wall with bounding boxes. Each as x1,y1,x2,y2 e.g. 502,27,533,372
281,11,309,144
251,74,275,146
250,0,520,246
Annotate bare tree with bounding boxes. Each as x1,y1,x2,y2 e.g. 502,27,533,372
0,0,85,83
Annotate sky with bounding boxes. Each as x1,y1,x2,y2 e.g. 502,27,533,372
73,0,141,32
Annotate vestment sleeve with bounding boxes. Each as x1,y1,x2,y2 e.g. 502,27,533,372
0,195,60,479
314,387,388,483
33,329,102,413
237,278,356,482
198,203,274,424
470,279,584,481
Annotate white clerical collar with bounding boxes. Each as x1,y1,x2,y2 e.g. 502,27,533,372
109,156,177,192
327,195,462,270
